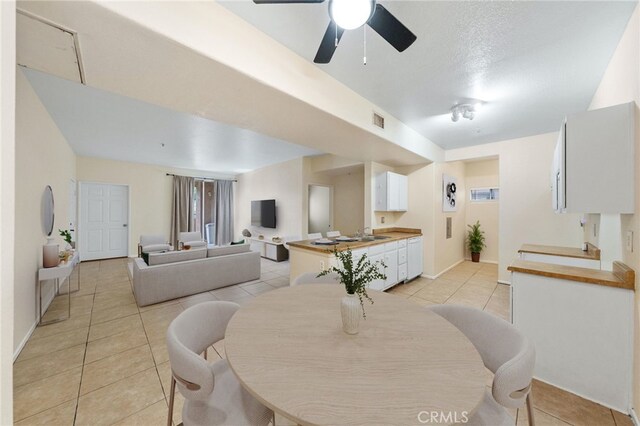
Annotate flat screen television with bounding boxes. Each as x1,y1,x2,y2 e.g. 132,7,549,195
251,199,276,228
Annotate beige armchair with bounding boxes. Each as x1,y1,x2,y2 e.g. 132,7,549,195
178,231,207,249
138,234,172,257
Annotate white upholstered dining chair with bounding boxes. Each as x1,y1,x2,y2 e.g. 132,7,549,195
293,271,341,286
326,230,341,238
166,301,273,426
307,232,322,240
427,305,536,426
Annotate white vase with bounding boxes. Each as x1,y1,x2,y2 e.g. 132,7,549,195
341,293,362,335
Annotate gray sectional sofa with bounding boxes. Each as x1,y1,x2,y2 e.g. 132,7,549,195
132,243,260,306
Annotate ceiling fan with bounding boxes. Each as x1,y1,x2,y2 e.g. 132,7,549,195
253,0,417,64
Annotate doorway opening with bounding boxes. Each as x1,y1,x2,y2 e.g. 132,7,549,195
308,184,333,236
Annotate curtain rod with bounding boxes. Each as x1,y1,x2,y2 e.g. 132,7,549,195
166,173,237,183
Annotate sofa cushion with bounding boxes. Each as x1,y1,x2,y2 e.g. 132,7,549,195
148,248,206,265
207,243,250,258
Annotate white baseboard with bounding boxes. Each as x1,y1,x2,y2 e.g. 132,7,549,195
13,321,36,362
534,376,629,415
497,280,511,285
422,259,465,280
631,408,639,425
463,257,499,265
13,280,57,361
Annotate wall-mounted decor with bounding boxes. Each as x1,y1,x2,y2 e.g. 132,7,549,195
42,185,55,236
442,174,457,212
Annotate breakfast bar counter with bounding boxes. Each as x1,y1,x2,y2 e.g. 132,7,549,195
288,228,423,291
287,228,422,253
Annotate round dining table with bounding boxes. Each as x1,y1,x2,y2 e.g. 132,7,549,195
225,285,486,426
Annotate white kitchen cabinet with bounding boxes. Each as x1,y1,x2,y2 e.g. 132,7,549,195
375,172,408,212
384,244,398,289
552,102,635,214
369,253,386,291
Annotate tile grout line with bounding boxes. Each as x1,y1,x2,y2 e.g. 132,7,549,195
72,279,98,426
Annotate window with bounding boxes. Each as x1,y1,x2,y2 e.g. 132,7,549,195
193,180,216,243
470,187,499,202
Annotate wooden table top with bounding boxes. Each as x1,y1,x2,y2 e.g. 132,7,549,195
287,231,422,254
225,285,486,426
508,259,634,290
518,243,601,260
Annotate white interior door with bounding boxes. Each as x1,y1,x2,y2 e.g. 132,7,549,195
80,183,129,261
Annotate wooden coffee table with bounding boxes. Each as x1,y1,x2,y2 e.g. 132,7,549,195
225,285,486,426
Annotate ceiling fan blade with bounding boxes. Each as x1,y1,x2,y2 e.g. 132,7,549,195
367,4,417,52
253,0,324,3
314,21,344,64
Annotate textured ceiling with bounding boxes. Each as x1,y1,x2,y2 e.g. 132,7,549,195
23,68,322,174
220,1,636,149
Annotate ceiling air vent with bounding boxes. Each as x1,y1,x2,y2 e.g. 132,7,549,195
372,112,385,129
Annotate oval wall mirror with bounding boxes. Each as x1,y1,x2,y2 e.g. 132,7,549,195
42,185,55,237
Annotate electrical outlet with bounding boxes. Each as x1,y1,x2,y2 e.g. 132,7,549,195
381,216,386,224
320,261,325,271
626,231,634,252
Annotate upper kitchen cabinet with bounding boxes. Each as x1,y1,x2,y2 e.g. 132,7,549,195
552,102,635,214
375,171,408,212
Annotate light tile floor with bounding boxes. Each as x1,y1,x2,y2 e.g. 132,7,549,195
13,259,632,426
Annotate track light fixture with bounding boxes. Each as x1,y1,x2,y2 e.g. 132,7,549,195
451,102,484,122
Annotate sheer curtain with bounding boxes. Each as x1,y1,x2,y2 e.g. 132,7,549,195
170,175,195,247
214,180,234,245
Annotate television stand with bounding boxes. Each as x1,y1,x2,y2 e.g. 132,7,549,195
249,238,289,262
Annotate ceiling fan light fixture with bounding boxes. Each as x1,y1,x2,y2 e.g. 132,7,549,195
329,0,375,30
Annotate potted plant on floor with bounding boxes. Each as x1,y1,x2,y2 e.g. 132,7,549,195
317,248,386,335
466,221,486,263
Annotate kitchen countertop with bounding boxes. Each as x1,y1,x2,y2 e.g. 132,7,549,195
518,243,601,260
287,228,422,254
508,259,634,290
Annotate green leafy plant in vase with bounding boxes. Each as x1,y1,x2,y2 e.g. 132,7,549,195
466,221,486,263
59,229,74,250
317,247,386,334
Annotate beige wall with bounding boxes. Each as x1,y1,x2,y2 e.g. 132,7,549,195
236,158,304,241
433,161,467,274
582,5,640,415
393,161,467,278
331,169,364,235
0,2,16,421
465,159,499,263
447,133,584,283
76,157,232,256
395,164,436,275
14,68,77,354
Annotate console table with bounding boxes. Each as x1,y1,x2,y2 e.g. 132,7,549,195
37,250,80,325
249,238,289,262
